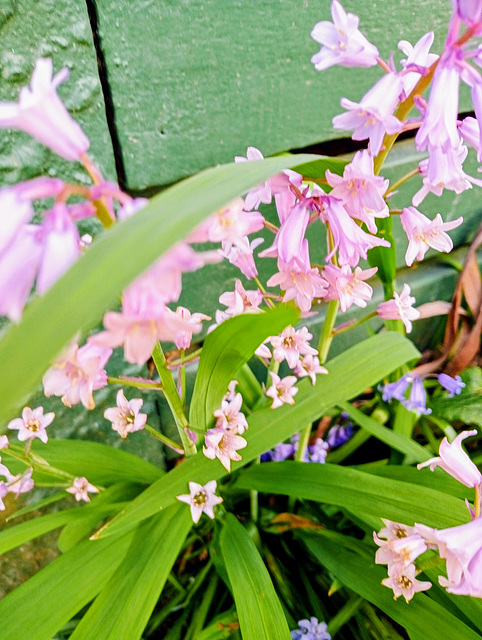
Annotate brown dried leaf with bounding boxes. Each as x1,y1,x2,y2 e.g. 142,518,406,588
271,513,325,532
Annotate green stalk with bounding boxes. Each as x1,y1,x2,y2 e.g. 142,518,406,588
144,424,185,454
318,299,339,363
152,342,197,456
107,376,162,390
332,311,378,337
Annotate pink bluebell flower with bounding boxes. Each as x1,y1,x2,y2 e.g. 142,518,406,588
7,406,54,444
401,206,463,266
66,477,99,502
0,58,89,161
269,326,318,370
104,390,147,439
381,563,432,602
310,0,379,71
266,372,299,409
294,354,328,385
176,480,223,523
203,427,247,472
5,468,34,498
323,264,377,312
417,430,481,488
377,284,420,333
398,32,439,97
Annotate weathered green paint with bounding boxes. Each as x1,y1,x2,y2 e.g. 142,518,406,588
95,0,461,190
0,0,116,187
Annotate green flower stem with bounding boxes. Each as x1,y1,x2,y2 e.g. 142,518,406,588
384,168,420,198
168,348,202,367
294,424,311,463
4,445,74,481
254,276,276,310
179,350,187,408
332,311,378,337
107,376,163,390
152,342,197,457
318,299,339,364
144,424,185,454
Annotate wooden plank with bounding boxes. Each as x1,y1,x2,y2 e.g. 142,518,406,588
0,0,116,186
95,0,460,190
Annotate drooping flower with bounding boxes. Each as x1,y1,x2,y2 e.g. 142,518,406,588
325,150,389,233
104,390,147,439
7,406,55,444
310,0,379,71
269,326,318,370
381,563,432,602
323,264,377,312
267,255,328,313
401,206,463,266
5,467,34,498
218,279,264,319
220,236,264,279
43,340,112,410
333,73,403,156
166,306,211,351
398,32,439,98
266,372,299,409
0,58,89,161
451,0,482,26
203,428,247,472
213,384,249,434
377,284,420,333
291,616,331,640
404,375,431,415
294,354,328,385
417,430,481,488
379,374,411,403
308,438,330,463
66,477,99,502
437,373,466,397
326,419,354,448
261,441,296,463
176,480,223,523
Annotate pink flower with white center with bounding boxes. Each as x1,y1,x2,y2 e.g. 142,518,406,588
294,355,328,385
0,58,89,161
377,284,420,333
6,467,34,498
0,482,8,511
323,264,377,312
400,207,463,266
266,372,299,409
320,197,390,268
417,430,481,489
269,326,318,370
416,55,461,152
412,143,482,206
189,198,264,244
104,390,147,439
374,532,428,572
398,32,439,98
203,427,247,472
166,306,211,350
7,406,54,444
219,236,264,279
434,517,482,597
325,150,389,233
213,386,248,434
310,0,379,71
66,477,99,502
267,258,328,313
0,225,42,322
382,563,432,602
333,73,403,156
43,340,111,410
176,480,223,523
218,280,264,318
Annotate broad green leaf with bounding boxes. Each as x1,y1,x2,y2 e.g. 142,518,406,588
189,305,299,431
236,462,468,528
431,394,482,428
93,332,419,539
301,534,481,640
365,466,472,501
69,505,191,640
32,439,164,485
220,514,291,640
339,402,430,463
291,156,347,180
0,529,136,640
0,154,319,429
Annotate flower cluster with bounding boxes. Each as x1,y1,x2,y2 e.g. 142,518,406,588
291,616,331,640
376,430,482,600
380,372,466,414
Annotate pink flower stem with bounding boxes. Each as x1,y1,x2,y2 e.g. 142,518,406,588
377,57,391,74
384,169,421,198
144,424,185,455
107,376,163,390
80,152,115,228
263,220,279,234
152,342,197,457
332,311,378,336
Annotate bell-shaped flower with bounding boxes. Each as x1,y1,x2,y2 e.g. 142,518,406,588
8,406,55,444
438,373,466,397
104,390,147,439
399,32,439,97
310,0,379,71
0,58,89,161
401,206,463,266
333,73,403,156
219,236,264,279
323,264,377,312
176,480,223,524
0,187,34,256
381,563,432,602
267,252,328,313
218,279,263,318
269,325,318,369
377,283,420,333
66,477,99,502
203,427,247,472
266,372,299,409
417,430,481,488
451,0,482,26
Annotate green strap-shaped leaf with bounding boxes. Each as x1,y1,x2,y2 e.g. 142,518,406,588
189,305,299,431
0,528,136,640
235,462,468,529
220,514,291,640
339,402,430,463
302,534,481,640
0,154,321,429
93,332,419,539
31,439,164,485
69,505,192,640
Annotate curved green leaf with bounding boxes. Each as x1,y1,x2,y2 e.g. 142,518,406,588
93,332,419,539
0,154,320,429
189,305,299,431
220,514,291,640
